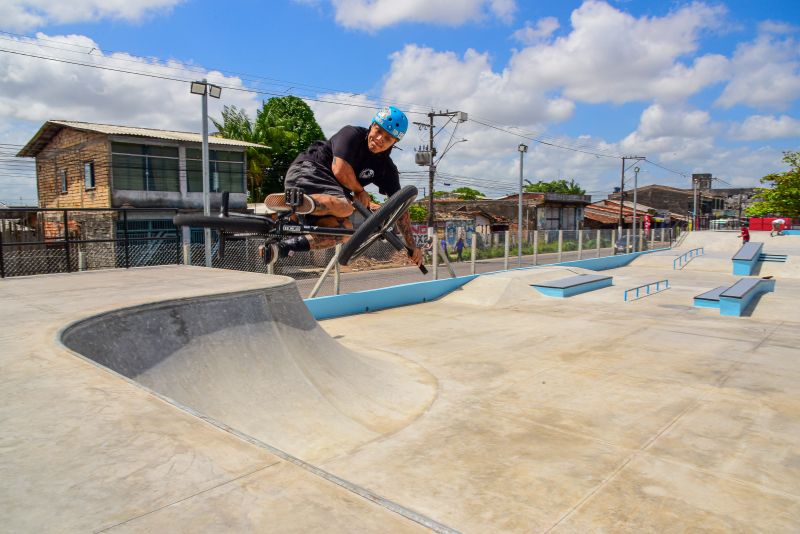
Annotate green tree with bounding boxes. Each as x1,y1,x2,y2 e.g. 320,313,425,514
523,179,585,195
211,106,271,202
408,204,428,223
451,187,485,200
212,96,325,200
746,151,800,217
256,96,325,194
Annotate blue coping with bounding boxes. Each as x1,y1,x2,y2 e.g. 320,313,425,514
732,242,763,275
305,247,668,320
783,230,800,235
304,274,477,320
533,276,613,298
719,278,776,317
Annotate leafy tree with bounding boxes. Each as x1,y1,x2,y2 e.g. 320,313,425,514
451,187,485,200
523,179,585,195
256,96,325,194
746,151,800,217
211,106,271,202
212,96,325,200
408,204,428,223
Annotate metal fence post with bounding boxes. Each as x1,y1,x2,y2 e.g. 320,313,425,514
558,230,563,263
596,229,601,257
504,230,510,271
123,210,130,269
578,229,583,260
533,230,538,266
470,233,476,275
432,232,439,280
0,223,5,278
333,243,341,295
175,220,181,265
183,243,191,265
63,210,72,273
626,228,631,254
611,229,616,255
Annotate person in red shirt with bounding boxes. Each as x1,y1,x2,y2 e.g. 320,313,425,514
738,225,750,244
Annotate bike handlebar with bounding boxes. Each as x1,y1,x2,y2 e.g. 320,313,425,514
352,201,428,275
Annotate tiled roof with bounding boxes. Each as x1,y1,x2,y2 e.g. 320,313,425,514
17,120,267,157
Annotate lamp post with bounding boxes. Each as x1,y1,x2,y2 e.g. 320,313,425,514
632,166,640,251
517,143,528,266
190,79,222,267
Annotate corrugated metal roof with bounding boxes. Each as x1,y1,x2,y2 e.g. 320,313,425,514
17,120,268,157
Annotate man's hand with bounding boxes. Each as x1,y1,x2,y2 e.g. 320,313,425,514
354,189,371,210
409,246,424,267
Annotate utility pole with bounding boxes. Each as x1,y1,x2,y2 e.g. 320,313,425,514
618,155,645,235
427,112,435,228
416,110,468,229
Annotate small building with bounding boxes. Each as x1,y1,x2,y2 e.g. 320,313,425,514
17,120,261,268
15,120,265,270
421,191,590,232
585,198,688,230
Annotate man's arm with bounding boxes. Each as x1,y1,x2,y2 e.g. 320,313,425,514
396,211,423,266
331,157,371,208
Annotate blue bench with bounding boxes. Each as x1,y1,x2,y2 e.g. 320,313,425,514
732,242,763,275
693,278,776,316
532,274,613,298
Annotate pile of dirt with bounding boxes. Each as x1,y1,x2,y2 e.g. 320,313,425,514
342,250,415,272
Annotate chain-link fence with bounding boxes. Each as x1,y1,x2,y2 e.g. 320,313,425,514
2,207,676,299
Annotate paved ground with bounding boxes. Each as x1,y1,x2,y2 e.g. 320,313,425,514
1,230,798,532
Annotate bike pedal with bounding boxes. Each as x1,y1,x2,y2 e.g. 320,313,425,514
285,188,305,207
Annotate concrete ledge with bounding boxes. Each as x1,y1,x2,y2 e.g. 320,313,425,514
533,274,613,298
720,278,776,317
732,242,763,276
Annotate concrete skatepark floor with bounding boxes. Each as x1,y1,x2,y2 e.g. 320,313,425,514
1,230,799,532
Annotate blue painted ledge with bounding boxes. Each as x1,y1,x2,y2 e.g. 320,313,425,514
305,247,668,320
720,279,776,317
783,230,800,235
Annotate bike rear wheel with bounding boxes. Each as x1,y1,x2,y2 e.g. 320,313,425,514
172,214,274,234
338,185,418,265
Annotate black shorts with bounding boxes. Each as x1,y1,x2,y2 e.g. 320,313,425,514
284,161,351,199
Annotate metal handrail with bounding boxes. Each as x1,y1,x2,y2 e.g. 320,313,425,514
673,247,704,269
624,279,670,301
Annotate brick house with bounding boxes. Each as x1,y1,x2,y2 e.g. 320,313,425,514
17,120,264,249
421,192,590,233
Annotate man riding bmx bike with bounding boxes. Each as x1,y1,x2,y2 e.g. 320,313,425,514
259,106,423,268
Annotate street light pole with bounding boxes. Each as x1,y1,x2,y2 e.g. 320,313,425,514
200,80,212,267
517,143,528,266
190,79,222,268
632,166,640,252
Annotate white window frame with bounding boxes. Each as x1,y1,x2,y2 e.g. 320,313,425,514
84,161,95,190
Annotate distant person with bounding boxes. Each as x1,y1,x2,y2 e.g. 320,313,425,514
770,218,786,237
738,225,750,244
455,236,465,261
440,237,448,256
421,236,434,262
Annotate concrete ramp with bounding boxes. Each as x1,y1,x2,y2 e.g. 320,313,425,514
441,267,585,308
61,279,435,462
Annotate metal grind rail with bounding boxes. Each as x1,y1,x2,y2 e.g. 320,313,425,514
673,247,704,270
624,279,670,301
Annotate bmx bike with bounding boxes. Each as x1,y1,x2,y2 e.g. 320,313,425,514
172,185,427,274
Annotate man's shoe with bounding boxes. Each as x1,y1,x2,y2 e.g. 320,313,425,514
258,242,279,267
264,192,315,214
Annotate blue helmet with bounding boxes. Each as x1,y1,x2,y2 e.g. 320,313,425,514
372,106,408,141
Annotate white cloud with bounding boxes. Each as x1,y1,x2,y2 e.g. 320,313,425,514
0,33,259,132
383,44,575,125
0,0,184,31
716,34,800,110
306,93,377,138
729,114,800,141
620,105,717,162
327,0,516,31
508,0,729,105
512,17,560,45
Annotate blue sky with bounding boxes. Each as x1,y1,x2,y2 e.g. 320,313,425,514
0,0,799,203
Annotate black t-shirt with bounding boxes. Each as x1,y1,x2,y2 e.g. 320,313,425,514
293,125,401,196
